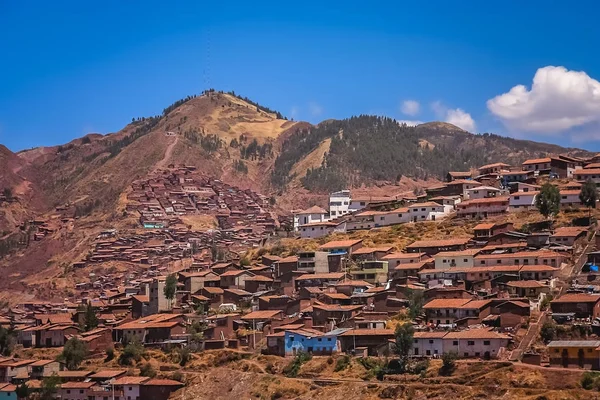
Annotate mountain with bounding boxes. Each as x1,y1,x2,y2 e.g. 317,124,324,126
271,116,592,193
0,90,594,302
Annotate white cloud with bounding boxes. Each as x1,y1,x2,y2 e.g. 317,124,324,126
290,106,300,120
401,100,420,116
430,101,476,132
308,102,323,117
446,108,476,132
396,119,423,127
487,65,600,134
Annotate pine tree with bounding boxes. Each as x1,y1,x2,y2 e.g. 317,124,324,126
536,182,560,221
579,179,597,218
164,273,177,310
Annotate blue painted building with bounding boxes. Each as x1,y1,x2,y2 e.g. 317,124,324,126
284,328,347,356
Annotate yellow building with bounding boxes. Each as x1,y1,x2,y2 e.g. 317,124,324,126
548,340,600,370
349,261,389,284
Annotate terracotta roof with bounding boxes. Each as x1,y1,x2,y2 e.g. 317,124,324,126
334,280,372,287
435,249,480,258
479,162,511,170
224,288,251,296
406,238,470,249
443,329,510,339
300,221,338,227
510,191,539,197
551,227,587,237
448,171,472,177
408,202,444,208
60,381,96,389
413,331,448,339
240,310,283,320
29,360,56,367
321,292,351,300
351,246,394,255
297,205,328,215
507,280,546,288
519,264,559,272
575,168,600,175
459,196,510,206
142,379,184,386
474,250,562,260
381,252,426,260
296,272,346,281
339,329,395,336
473,223,495,230
423,298,471,309
202,287,224,294
89,370,127,379
112,376,150,385
219,269,253,277
312,304,362,312
552,293,600,303
132,295,149,303
245,275,274,282
319,239,363,249
278,256,298,263
393,261,430,270
522,158,551,165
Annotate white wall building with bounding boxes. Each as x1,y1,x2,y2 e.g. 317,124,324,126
299,222,338,239
434,250,480,270
574,169,600,184
407,202,447,222
293,206,329,231
509,191,538,211
560,190,582,208
329,190,351,218
464,186,503,200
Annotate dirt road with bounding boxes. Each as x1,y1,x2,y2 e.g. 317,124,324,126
154,135,178,171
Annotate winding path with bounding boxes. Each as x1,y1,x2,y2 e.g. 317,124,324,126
154,135,178,171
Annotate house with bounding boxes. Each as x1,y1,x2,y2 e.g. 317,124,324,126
79,327,113,354
474,250,563,268
550,227,587,247
244,275,275,293
58,381,96,400
430,196,462,213
381,252,428,268
115,314,186,343
548,340,600,369
351,247,393,262
297,251,330,274
112,376,150,400
293,206,329,231
423,299,492,326
28,360,62,380
434,249,480,270
446,171,472,182
329,190,351,218
574,169,600,185
478,163,511,175
295,273,347,289
219,270,255,289
559,190,582,208
500,169,535,184
182,270,220,294
338,329,395,355
405,238,470,255
0,359,35,383
312,304,362,327
442,329,510,359
522,158,551,174
283,328,343,356
457,196,509,218
551,156,580,178
473,222,513,240
407,202,447,222
551,293,600,318
389,261,431,280
319,239,363,256
348,261,389,284
0,384,16,400
412,331,447,357
464,186,504,200
371,208,411,227
299,221,338,239
223,288,253,305
131,295,150,319
139,379,184,400
506,280,549,298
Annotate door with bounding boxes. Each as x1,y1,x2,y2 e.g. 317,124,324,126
562,349,569,367
578,349,585,368
431,215,436,221
46,338,52,347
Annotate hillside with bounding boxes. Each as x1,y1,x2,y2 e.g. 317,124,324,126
271,116,592,193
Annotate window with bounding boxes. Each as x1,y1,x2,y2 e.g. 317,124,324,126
464,259,468,263
429,340,434,344
360,202,365,206
426,350,431,355
318,338,322,342
398,213,403,217
453,341,458,346
414,339,418,343
562,196,567,200
464,353,469,357
380,217,385,221
467,341,475,346
483,340,490,345
327,338,332,341
514,196,520,200
421,208,426,211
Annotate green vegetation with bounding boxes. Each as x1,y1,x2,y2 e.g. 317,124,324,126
580,179,598,217
2,187,12,200
83,303,98,332
394,322,415,370
105,346,115,362
139,362,157,378
233,159,248,174
536,182,561,220
0,326,15,356
183,130,223,153
59,338,89,370
440,351,458,376
407,291,424,320
581,371,600,390
119,340,146,366
225,90,287,119
40,374,60,400
162,94,197,116
240,139,273,160
15,382,29,399
540,321,557,343
334,354,351,372
164,273,177,309
283,352,312,377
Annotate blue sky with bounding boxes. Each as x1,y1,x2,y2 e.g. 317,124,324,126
3,1,600,151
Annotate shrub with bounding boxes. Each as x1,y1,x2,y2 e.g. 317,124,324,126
139,362,157,378
283,352,312,377
334,355,351,372
171,371,185,383
58,338,89,370
118,341,145,366
440,351,458,376
105,346,115,362
178,347,191,366
409,359,430,375
581,371,600,390
540,321,557,343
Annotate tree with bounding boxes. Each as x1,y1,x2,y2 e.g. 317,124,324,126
15,382,29,400
59,337,89,370
40,374,60,400
163,273,177,310
440,351,458,376
118,340,145,366
540,321,557,343
0,326,15,356
580,179,597,218
536,182,560,221
2,188,12,200
139,362,157,377
394,322,414,370
83,303,98,332
407,291,424,320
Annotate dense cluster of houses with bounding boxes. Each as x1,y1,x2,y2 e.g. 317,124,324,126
294,155,600,239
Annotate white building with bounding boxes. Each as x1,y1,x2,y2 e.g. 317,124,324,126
412,332,446,357
522,158,551,174
430,196,461,214
293,206,329,231
299,221,338,239
456,196,510,218
509,191,538,211
464,186,504,200
381,252,428,268
113,377,149,400
407,202,447,222
373,208,411,227
442,330,510,358
560,190,582,208
574,169,600,184
329,190,351,218
433,249,480,270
